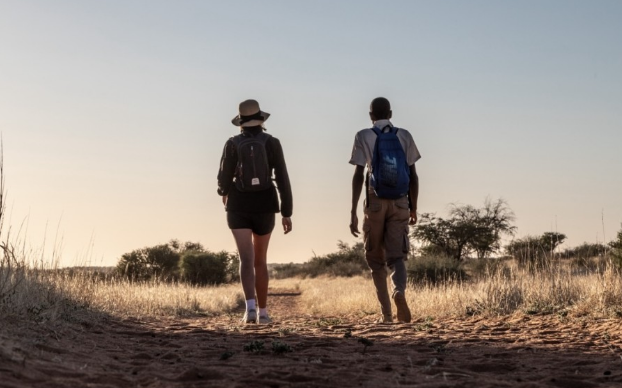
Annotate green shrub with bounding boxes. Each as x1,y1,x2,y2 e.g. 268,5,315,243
169,239,206,254
609,226,622,268
570,255,609,273
463,257,510,279
412,199,516,261
325,261,366,277
562,243,608,260
270,263,306,279
506,233,566,271
269,242,368,279
506,236,547,269
559,243,608,273
179,250,231,285
226,252,240,283
302,241,367,278
116,240,209,282
116,243,180,281
406,254,467,284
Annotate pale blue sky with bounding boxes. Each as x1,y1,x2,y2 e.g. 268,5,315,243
1,1,621,266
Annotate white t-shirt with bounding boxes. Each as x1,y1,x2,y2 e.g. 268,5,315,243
349,119,421,168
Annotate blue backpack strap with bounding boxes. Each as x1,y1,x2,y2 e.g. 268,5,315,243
365,127,380,208
372,125,396,134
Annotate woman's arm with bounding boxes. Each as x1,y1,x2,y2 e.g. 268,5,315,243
271,138,293,218
217,139,236,196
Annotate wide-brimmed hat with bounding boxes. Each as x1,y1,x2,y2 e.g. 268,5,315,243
231,99,270,127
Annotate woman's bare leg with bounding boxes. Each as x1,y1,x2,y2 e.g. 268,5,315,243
231,229,255,301
252,232,272,309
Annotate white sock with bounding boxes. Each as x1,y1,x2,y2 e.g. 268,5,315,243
259,307,268,317
246,299,256,311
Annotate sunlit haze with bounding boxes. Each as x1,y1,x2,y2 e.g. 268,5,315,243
1,1,621,267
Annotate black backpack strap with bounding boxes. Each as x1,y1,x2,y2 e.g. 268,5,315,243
256,131,272,144
230,133,244,148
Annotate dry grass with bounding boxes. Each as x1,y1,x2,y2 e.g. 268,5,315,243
289,276,379,316
82,279,243,319
2,258,622,325
3,146,621,325
0,153,246,321
289,263,622,320
2,142,622,326
1,268,244,321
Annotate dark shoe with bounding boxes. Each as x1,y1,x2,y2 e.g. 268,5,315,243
393,291,411,323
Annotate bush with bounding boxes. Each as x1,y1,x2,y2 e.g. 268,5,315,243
270,263,306,279
169,239,206,255
116,243,180,281
506,233,566,271
463,257,510,279
325,260,366,277
302,242,368,278
562,243,608,260
570,255,608,273
609,226,622,268
412,198,516,261
116,240,209,282
179,251,231,285
227,252,240,283
270,242,368,279
406,254,467,284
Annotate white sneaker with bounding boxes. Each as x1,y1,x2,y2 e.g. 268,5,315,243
257,314,272,324
242,309,257,324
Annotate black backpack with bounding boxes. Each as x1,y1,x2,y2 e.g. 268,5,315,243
231,132,273,192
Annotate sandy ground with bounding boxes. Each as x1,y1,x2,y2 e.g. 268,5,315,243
1,288,622,388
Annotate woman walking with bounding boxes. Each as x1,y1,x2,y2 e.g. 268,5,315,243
217,99,293,324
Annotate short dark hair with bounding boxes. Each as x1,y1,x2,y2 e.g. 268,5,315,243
369,97,391,120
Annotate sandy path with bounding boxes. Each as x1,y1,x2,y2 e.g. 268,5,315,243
1,288,622,387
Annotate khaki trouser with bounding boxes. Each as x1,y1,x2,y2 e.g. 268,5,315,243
363,192,410,317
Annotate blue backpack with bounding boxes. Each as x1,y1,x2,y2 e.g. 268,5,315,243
369,126,410,199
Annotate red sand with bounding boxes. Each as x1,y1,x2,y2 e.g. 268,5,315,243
1,288,621,387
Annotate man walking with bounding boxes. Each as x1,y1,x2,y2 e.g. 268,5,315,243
349,97,421,323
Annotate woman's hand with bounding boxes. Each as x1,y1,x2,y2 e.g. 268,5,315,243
282,217,292,234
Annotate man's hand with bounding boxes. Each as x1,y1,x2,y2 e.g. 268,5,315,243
350,165,364,238
282,217,292,234
350,212,360,237
409,210,417,226
222,195,228,206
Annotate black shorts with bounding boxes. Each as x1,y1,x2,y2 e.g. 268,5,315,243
227,212,276,236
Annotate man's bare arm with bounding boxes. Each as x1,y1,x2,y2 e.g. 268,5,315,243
350,165,365,237
408,164,419,225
